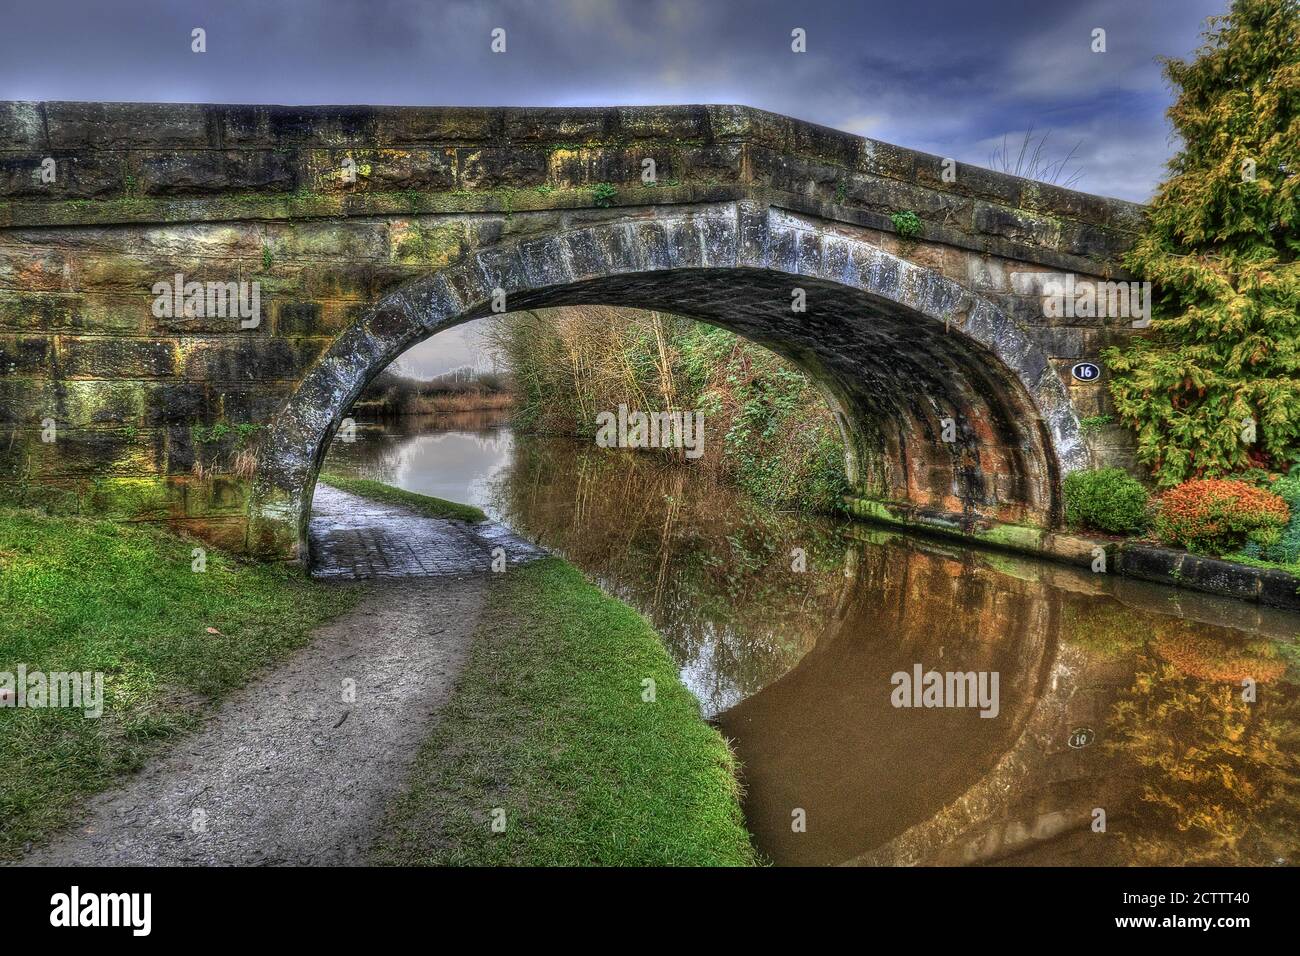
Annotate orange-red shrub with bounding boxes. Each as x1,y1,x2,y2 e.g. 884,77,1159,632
1154,479,1290,555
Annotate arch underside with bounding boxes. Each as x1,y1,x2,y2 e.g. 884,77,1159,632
250,204,1086,561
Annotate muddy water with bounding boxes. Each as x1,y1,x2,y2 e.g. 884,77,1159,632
323,412,1300,867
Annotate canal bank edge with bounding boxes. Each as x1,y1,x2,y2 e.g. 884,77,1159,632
844,496,1300,613
371,555,759,866
313,476,758,865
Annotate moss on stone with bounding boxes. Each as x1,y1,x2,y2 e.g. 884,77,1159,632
845,496,896,522
393,221,465,267
85,477,182,519
184,476,254,518
975,522,1046,552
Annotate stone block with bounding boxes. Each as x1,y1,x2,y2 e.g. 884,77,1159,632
0,291,147,334
459,148,548,189
546,147,646,188
502,108,607,142
309,147,456,192
57,336,177,378
1117,544,1183,586
617,105,711,141
0,333,55,373
213,384,294,422
44,101,212,149
974,203,1061,248
179,336,331,382
82,476,185,519
173,515,250,553
0,102,46,149
138,150,297,196
0,426,160,479
1259,570,1300,612
1180,554,1263,601
184,475,253,517
0,153,124,198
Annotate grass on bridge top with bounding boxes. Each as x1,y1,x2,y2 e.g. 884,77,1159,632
0,506,358,860
318,472,488,523
373,556,760,867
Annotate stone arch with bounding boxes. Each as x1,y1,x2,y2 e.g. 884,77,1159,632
249,201,1088,561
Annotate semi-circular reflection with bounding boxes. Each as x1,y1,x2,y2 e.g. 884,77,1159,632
715,535,1055,866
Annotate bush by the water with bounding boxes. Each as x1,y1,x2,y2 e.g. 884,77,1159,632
1235,472,1300,567
1154,478,1290,555
1063,468,1150,534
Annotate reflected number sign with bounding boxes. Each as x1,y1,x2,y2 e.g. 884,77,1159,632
1071,362,1101,382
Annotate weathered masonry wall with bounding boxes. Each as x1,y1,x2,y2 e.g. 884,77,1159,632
0,102,1146,556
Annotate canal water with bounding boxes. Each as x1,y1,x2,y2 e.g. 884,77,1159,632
322,411,1300,867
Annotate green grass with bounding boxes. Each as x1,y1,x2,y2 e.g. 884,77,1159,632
372,557,759,866
319,473,487,523
0,508,358,859
1222,551,1300,579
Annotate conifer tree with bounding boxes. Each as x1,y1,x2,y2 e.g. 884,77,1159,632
1104,0,1299,486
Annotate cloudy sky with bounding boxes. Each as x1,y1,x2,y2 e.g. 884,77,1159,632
0,0,1226,375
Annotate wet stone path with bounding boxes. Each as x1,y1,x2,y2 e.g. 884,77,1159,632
309,483,547,579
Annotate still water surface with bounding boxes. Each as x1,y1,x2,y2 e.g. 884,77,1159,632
323,411,1300,866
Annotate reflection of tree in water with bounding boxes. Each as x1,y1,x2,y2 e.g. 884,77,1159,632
1104,623,1300,865
485,435,852,713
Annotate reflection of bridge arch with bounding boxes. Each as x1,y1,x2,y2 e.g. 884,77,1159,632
253,203,1086,560
714,533,1062,866
847,642,1088,866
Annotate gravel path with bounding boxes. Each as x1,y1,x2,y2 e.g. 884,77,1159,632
20,485,545,866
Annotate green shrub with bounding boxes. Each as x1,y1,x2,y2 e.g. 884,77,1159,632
889,210,922,240
1063,468,1151,534
1237,474,1300,565
1154,478,1290,555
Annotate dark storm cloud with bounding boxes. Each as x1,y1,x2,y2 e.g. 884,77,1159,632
0,0,1225,199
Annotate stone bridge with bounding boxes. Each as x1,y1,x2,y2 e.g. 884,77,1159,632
0,102,1145,562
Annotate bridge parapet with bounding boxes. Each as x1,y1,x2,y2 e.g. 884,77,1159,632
1,102,1143,273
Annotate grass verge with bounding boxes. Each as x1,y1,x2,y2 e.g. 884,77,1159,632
0,508,358,859
1224,551,1300,579
319,472,488,523
372,557,758,866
